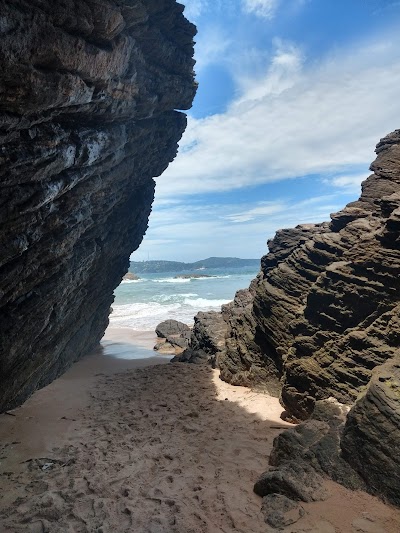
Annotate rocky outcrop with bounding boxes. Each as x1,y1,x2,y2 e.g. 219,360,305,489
171,311,228,366
218,131,400,419
256,370,400,507
123,272,140,281
183,132,400,507
220,286,282,395
253,397,368,521
190,311,228,357
341,358,400,506
154,319,191,354
0,0,196,411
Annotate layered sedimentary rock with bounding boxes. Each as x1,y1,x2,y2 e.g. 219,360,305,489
183,131,400,506
216,131,400,419
256,364,400,507
0,0,196,411
341,358,400,506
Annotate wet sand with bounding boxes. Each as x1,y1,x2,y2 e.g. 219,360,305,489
0,327,399,532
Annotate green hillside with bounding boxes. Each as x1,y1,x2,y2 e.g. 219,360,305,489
129,257,259,274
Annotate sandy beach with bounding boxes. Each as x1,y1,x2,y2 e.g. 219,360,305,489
1,328,399,533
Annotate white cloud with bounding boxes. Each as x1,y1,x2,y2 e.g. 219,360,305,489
131,192,353,262
222,201,286,223
326,173,368,194
182,0,208,20
193,26,232,72
242,0,281,19
234,39,303,103
132,26,400,262
156,33,400,199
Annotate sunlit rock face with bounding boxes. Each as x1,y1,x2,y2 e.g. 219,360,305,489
217,131,400,418
0,0,196,411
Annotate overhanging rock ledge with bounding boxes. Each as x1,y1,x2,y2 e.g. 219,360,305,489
0,0,197,411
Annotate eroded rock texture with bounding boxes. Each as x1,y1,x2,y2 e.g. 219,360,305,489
172,310,229,365
218,130,400,419
183,132,400,506
341,358,400,506
0,0,196,411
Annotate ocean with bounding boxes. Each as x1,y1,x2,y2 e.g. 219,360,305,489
109,265,260,332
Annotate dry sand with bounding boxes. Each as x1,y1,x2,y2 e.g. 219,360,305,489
0,328,399,532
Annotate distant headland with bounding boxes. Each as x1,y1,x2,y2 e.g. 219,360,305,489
129,257,260,274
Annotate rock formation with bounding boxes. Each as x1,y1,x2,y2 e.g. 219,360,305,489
204,131,400,419
341,358,400,506
0,0,196,411
154,319,191,354
172,310,228,365
185,131,400,506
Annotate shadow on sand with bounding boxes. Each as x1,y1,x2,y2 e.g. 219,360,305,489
0,343,399,532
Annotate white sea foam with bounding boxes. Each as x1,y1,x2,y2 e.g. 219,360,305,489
110,302,184,330
111,267,258,331
152,277,191,283
121,279,144,284
183,297,232,308
109,297,230,331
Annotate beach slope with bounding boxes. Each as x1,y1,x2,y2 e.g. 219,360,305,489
0,333,399,532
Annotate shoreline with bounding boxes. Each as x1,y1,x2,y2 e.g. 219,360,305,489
0,328,399,532
101,326,161,357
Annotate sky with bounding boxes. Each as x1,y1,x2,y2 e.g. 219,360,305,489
131,0,400,262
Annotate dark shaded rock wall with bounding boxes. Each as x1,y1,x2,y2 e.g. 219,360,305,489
0,0,196,411
220,131,400,419
341,358,400,506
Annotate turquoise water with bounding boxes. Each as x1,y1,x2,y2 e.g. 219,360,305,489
110,265,259,331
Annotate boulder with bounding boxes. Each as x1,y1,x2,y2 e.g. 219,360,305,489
268,402,364,491
154,320,191,355
254,463,329,503
341,358,400,506
155,320,191,339
190,311,228,356
261,494,305,529
123,272,140,281
166,335,190,350
171,311,228,366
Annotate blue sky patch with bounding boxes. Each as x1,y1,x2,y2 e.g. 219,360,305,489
132,0,400,262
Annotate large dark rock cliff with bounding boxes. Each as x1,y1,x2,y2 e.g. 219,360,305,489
0,0,196,411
